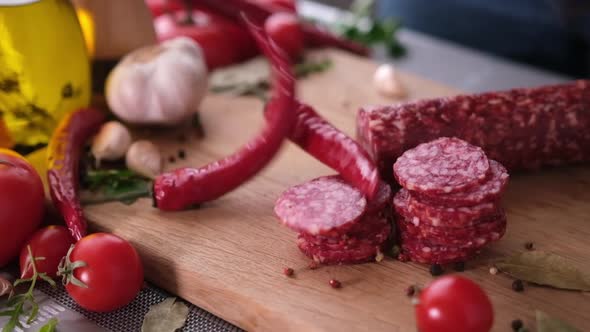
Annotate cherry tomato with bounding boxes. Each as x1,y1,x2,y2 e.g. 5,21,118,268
61,233,143,312
154,9,258,69
416,275,494,332
0,149,44,268
19,225,75,279
264,12,304,60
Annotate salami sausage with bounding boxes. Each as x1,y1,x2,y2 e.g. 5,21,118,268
400,240,480,264
393,189,499,227
274,176,366,235
393,137,490,195
357,80,590,180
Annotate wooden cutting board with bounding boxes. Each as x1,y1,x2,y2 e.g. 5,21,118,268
85,50,590,332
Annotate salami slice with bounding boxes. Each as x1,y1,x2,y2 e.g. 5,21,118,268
398,212,506,248
274,175,366,235
366,181,392,214
393,189,499,228
393,137,490,195
301,215,391,246
401,240,480,264
414,160,509,207
297,220,390,264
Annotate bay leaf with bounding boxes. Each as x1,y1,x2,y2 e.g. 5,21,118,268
209,57,270,93
536,310,581,332
142,297,189,332
0,275,12,297
495,251,590,291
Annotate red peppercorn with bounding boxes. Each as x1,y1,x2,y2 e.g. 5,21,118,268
329,279,341,289
283,267,294,277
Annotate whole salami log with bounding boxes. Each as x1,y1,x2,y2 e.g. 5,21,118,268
356,80,590,180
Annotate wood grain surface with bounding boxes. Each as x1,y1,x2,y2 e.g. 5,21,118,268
85,50,590,332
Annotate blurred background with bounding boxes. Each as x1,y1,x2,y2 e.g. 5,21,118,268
318,0,590,77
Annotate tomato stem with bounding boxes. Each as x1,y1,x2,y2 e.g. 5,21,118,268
57,245,89,289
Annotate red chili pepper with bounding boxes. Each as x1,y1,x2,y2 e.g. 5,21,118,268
193,0,370,56
265,101,379,199
153,16,296,211
47,108,106,241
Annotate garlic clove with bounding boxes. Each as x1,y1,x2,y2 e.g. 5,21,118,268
91,121,133,166
126,140,163,179
373,63,407,98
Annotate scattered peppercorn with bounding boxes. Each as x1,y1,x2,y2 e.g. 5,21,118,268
178,149,186,159
430,264,444,276
169,156,176,163
283,267,294,277
524,242,534,251
453,261,465,272
405,285,416,297
329,279,341,289
489,266,498,275
511,319,523,331
512,279,524,292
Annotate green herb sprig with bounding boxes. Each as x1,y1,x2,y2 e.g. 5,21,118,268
0,246,57,332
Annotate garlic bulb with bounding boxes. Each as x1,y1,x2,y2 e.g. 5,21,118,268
373,63,407,98
126,140,163,179
92,121,133,166
106,37,208,126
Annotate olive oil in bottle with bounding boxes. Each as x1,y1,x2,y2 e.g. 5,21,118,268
0,0,91,148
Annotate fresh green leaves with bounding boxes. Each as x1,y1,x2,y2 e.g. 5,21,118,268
495,251,590,291
141,298,190,332
209,56,332,99
0,246,57,332
336,0,406,58
81,169,151,205
38,318,59,332
536,310,581,332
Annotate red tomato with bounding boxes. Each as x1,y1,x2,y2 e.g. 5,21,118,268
19,225,75,279
416,275,494,332
154,9,258,69
62,233,143,312
0,149,44,268
264,12,304,60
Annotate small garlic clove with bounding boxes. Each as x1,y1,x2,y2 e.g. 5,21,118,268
126,140,163,179
92,121,133,166
373,63,407,98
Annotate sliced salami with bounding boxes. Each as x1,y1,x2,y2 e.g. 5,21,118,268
401,240,480,264
414,160,509,207
393,137,490,195
274,175,366,235
296,220,390,265
366,181,392,214
301,215,391,246
398,212,507,248
393,189,499,227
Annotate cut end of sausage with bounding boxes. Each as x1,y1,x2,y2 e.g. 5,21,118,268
274,175,367,235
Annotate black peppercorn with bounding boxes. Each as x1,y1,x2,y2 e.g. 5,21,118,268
512,279,524,292
524,242,534,250
453,261,465,272
178,149,186,159
430,264,444,276
405,285,415,297
511,319,523,331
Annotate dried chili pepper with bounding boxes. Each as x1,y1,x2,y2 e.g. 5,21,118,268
47,108,106,241
194,0,370,56
267,101,379,199
153,16,296,211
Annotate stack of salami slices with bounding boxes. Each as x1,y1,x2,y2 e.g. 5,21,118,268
392,137,509,265
275,175,393,264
